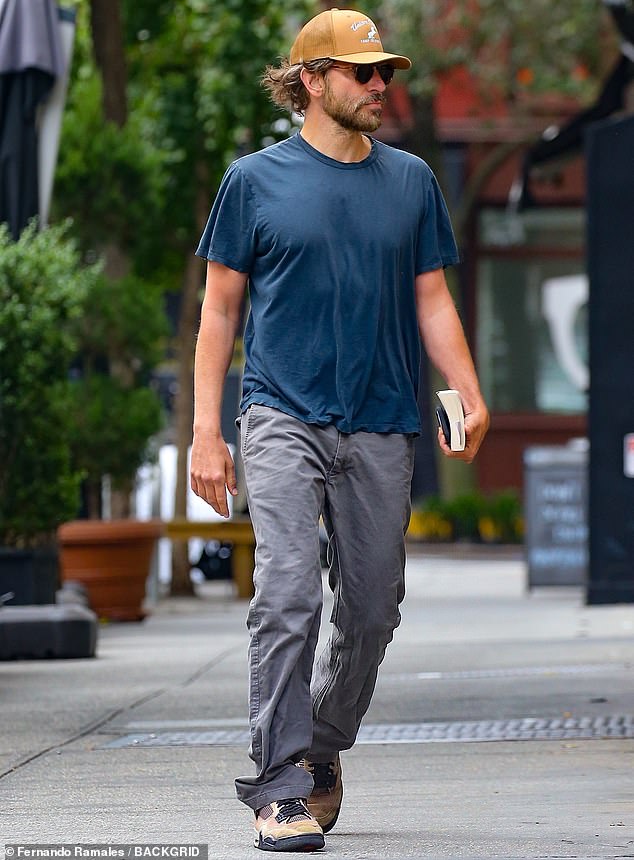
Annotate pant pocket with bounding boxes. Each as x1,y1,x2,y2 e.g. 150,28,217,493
240,406,255,458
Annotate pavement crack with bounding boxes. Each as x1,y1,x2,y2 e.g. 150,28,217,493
0,646,236,780
0,687,164,781
178,645,238,687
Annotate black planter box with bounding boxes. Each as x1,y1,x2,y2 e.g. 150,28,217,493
0,547,59,605
0,604,98,659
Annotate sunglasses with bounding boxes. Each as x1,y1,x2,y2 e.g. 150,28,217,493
330,62,395,86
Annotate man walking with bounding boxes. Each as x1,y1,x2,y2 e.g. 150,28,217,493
191,8,489,852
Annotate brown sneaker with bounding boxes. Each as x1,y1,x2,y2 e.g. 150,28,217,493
254,798,325,852
302,755,343,833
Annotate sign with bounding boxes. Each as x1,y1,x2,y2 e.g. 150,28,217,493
524,445,588,587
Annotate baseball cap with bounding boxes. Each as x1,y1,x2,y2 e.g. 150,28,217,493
290,8,411,70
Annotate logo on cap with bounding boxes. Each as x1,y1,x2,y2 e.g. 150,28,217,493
350,18,381,45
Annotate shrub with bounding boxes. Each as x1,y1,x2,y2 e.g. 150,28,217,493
68,272,167,517
0,223,99,546
410,490,523,544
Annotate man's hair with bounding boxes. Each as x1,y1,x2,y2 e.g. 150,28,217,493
261,57,334,113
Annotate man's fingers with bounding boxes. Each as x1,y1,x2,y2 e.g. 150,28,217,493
210,476,230,518
190,451,236,518
225,458,238,496
437,422,481,463
197,470,230,517
437,426,451,453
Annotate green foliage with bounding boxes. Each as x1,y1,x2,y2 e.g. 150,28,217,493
22,0,311,528
68,273,166,491
53,74,166,255
67,376,162,492
0,223,100,546
413,490,523,543
0,221,166,536
481,490,524,543
55,0,314,283
128,0,314,216
366,0,608,103
443,492,485,541
72,272,166,376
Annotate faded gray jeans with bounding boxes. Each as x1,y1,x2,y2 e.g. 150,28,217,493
235,404,414,811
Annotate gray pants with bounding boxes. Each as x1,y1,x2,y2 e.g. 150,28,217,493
235,404,414,811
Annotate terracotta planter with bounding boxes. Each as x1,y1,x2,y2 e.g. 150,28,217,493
57,519,163,621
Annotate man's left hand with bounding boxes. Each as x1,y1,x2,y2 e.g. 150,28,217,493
437,405,489,464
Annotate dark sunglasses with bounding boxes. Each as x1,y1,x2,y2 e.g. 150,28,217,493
330,62,395,86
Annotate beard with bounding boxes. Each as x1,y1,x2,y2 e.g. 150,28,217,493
322,78,385,132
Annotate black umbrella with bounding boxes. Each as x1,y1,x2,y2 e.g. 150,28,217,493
0,0,69,239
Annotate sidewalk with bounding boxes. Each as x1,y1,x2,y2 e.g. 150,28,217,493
2,548,633,859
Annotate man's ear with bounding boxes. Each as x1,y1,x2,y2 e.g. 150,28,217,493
300,66,325,98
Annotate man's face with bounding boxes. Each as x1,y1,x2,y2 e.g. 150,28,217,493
321,64,388,133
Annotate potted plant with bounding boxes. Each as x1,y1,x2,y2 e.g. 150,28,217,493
0,223,95,604
57,272,166,621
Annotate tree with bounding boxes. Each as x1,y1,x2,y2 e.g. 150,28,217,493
122,0,313,593
53,2,167,522
365,0,613,223
55,0,312,593
89,0,127,126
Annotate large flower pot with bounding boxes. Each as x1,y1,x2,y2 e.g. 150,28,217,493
57,520,163,622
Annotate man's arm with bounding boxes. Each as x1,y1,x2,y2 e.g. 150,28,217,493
190,261,248,516
415,268,489,463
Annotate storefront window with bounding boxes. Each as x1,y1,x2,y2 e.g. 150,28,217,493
477,209,587,415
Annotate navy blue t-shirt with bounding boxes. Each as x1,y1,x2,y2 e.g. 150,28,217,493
196,133,459,434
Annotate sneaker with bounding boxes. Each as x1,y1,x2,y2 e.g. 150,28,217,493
254,798,325,852
302,755,343,833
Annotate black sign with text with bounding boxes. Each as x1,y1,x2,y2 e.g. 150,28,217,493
524,445,588,587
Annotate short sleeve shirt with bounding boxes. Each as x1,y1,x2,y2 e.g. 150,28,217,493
196,133,459,434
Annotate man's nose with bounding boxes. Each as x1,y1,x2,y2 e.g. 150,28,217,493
368,67,387,91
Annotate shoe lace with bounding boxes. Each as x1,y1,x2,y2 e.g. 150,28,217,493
276,798,310,823
307,761,336,790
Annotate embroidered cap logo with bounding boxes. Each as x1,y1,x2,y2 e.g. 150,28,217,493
350,18,381,46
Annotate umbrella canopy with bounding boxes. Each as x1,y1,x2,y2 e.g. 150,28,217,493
0,0,67,239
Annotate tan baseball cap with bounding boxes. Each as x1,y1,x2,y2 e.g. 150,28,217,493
290,8,411,70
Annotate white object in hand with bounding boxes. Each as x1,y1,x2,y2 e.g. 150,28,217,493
436,390,466,452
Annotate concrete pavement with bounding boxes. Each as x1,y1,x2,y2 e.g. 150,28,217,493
2,547,634,859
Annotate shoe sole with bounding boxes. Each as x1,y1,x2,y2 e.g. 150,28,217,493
254,832,325,852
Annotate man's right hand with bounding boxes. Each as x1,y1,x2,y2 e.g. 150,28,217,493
190,434,238,518
190,262,247,517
